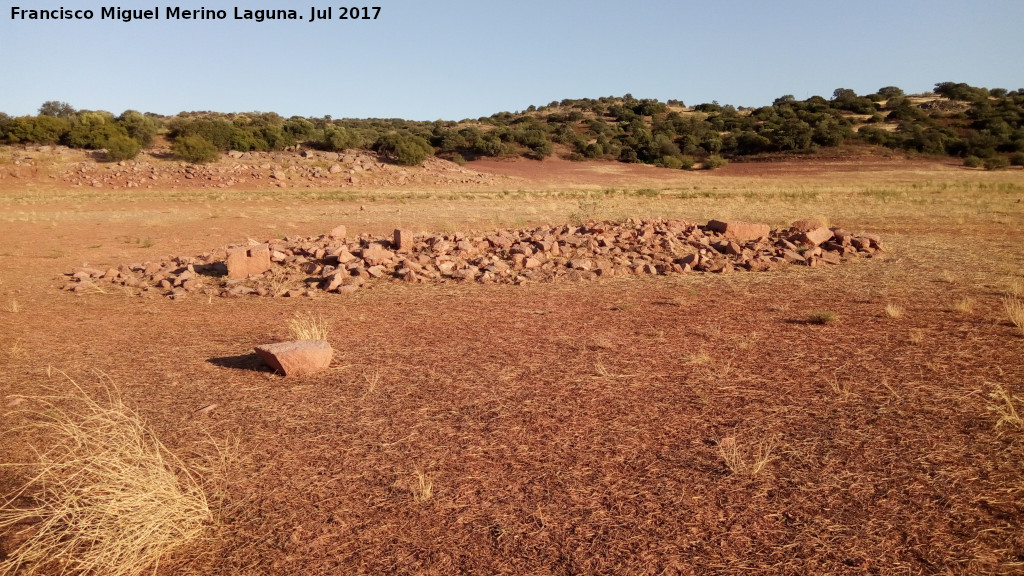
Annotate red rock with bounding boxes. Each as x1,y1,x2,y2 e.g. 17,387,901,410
226,245,272,279
820,251,841,265
851,237,871,251
796,227,833,247
782,250,805,264
360,244,395,266
254,340,333,377
705,220,770,242
790,219,824,233
393,229,413,251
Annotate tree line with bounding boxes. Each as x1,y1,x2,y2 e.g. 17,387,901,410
1,82,1022,169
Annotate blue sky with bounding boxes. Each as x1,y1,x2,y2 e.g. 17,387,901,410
2,0,1022,119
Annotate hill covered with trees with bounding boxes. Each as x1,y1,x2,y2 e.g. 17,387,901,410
1,82,1022,170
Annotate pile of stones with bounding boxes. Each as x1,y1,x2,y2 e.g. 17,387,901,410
62,218,884,299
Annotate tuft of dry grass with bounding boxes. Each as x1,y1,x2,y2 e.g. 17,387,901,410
807,310,838,325
717,436,778,476
827,375,855,398
0,378,210,576
1006,278,1023,299
950,296,974,314
685,349,713,365
885,303,905,319
908,329,924,344
4,299,19,313
1004,296,1024,336
412,470,433,503
288,311,330,341
988,382,1022,430
941,270,958,284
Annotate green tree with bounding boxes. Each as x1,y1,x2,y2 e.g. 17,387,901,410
38,100,76,118
116,110,158,147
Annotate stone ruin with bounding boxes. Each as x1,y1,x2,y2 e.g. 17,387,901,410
62,218,884,299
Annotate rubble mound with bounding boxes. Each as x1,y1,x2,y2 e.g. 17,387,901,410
61,219,884,299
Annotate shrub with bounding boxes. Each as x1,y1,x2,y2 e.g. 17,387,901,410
963,155,984,168
678,155,696,170
172,135,219,163
375,132,434,166
659,155,683,169
984,156,1010,171
702,155,728,170
105,135,141,161
1010,152,1024,167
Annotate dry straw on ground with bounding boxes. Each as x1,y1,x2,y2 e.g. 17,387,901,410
0,378,210,576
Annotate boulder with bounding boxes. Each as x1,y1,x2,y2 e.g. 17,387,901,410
226,244,272,279
329,224,347,239
254,340,333,377
394,229,413,251
705,220,770,242
795,227,833,247
790,219,824,233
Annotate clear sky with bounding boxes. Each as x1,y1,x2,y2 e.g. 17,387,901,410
2,0,1022,120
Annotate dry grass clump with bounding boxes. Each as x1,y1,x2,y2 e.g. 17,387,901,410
950,296,974,314
885,303,905,319
412,470,434,503
288,311,330,340
988,382,1022,430
908,329,924,344
0,380,210,576
1004,296,1024,336
807,310,838,325
1006,278,1023,299
4,299,19,313
717,436,778,476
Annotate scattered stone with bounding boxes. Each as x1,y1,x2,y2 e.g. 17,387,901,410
254,340,333,377
62,218,883,300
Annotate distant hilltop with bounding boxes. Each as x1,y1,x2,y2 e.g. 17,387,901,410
1,83,1021,171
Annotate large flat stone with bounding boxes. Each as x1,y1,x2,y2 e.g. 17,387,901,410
254,340,333,377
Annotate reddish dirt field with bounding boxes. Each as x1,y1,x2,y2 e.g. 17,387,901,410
1,149,1023,575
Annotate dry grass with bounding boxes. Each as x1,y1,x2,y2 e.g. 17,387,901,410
717,436,778,476
908,329,924,344
950,296,974,314
4,299,19,313
1007,278,1023,299
0,378,210,576
807,310,838,325
885,303,905,319
287,311,330,341
1004,296,1024,336
988,382,1022,430
412,470,434,503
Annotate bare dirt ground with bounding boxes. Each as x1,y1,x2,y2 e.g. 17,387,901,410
2,148,1024,575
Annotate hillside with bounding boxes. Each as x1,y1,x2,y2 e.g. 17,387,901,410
1,82,1022,171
